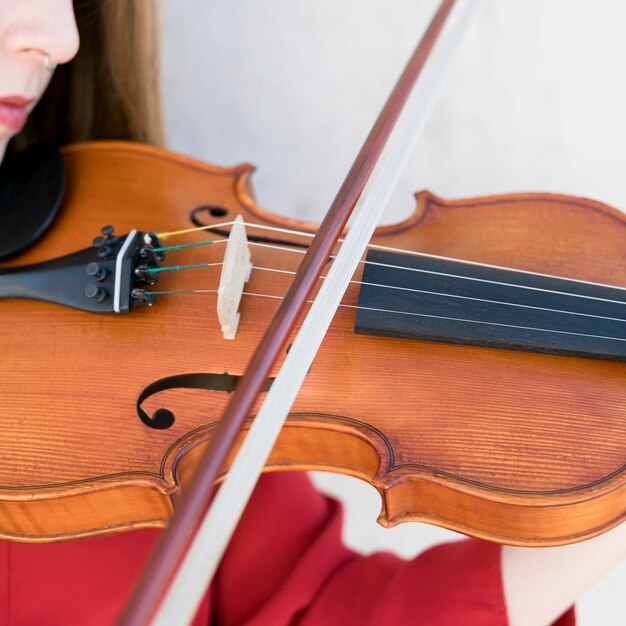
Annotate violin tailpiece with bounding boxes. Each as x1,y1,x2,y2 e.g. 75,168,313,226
0,226,164,314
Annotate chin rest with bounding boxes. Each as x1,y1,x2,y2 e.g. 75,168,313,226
0,143,65,260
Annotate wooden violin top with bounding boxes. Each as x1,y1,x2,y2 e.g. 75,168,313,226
1,141,626,546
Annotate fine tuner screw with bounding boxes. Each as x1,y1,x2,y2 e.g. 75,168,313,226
85,262,108,281
85,283,108,302
101,225,119,245
92,235,112,259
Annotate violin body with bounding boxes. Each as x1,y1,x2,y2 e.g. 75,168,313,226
2,141,626,546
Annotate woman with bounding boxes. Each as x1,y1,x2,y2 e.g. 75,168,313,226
1,1,621,624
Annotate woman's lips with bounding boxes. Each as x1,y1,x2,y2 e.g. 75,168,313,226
0,96,35,132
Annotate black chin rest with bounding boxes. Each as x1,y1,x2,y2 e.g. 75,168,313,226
0,143,65,260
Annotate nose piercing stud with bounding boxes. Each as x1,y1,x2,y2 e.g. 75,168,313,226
43,54,58,72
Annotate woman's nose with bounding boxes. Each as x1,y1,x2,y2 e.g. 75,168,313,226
1,0,79,66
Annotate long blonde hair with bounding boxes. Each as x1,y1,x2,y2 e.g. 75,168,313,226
12,0,165,151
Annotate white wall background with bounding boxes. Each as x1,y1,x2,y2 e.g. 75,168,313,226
162,1,626,623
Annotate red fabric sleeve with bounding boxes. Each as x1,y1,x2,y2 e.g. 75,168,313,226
214,472,577,626
0,472,576,626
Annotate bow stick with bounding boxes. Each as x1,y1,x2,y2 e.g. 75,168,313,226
120,1,476,624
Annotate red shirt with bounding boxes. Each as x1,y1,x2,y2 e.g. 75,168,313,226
0,473,575,626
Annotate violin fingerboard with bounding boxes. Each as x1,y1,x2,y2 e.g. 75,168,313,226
355,249,626,362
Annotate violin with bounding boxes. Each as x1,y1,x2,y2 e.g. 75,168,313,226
2,1,626,623
1,139,626,548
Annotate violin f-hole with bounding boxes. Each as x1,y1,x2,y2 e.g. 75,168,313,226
136,372,274,429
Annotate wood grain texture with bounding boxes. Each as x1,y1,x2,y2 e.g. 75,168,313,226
2,141,626,546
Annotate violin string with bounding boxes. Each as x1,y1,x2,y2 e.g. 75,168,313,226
147,262,224,274
142,274,626,325
137,287,626,344
360,259,626,306
251,265,626,323
146,246,626,312
155,218,626,294
156,220,315,241
146,289,220,296
249,241,306,255
147,220,626,336
152,239,227,253
334,302,626,343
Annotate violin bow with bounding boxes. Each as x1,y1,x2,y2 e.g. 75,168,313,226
119,1,476,624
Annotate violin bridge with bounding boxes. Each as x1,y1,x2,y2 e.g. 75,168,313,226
217,215,252,340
